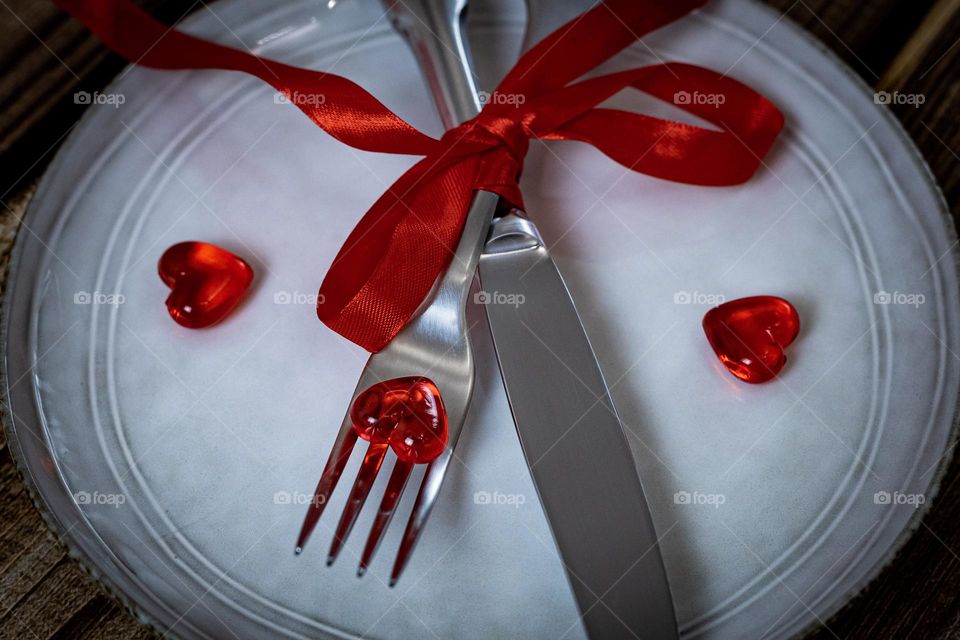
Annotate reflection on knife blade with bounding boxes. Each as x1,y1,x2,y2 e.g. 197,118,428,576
479,212,678,640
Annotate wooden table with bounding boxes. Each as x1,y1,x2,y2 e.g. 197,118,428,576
1,1,959,638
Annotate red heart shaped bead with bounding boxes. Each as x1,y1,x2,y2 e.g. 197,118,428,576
702,296,800,384
350,377,448,464
158,241,254,329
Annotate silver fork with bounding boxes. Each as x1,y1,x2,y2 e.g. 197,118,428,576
295,0,497,585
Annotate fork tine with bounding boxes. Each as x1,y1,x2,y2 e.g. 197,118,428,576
327,442,389,565
357,460,414,576
389,449,453,586
295,427,359,554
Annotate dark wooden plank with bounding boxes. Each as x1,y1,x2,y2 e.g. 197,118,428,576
49,595,157,640
0,512,66,619
0,180,32,306
762,0,939,81
890,14,960,213
879,0,960,89
0,559,100,640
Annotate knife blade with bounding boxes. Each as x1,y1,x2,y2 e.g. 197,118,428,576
478,212,678,640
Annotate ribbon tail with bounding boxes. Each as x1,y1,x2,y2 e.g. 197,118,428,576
54,0,438,155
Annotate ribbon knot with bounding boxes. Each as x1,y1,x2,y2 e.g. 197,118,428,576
441,112,530,160
474,112,532,166
55,0,784,353
438,110,532,210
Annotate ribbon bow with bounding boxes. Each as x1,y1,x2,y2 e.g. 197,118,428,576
56,0,784,351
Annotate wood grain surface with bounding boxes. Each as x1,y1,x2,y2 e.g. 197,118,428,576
0,1,959,638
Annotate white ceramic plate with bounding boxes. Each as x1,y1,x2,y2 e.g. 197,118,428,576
4,0,958,638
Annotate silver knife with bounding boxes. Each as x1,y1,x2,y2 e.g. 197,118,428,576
478,213,678,639
474,1,679,635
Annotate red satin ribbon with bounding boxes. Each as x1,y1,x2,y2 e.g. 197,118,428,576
55,0,783,352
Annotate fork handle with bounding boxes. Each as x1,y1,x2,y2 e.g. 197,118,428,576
384,0,480,127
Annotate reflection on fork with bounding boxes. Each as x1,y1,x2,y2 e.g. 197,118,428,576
300,377,449,578
293,320,484,585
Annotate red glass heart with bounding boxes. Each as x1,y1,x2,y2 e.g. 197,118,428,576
158,241,254,329
702,296,800,384
350,377,448,464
